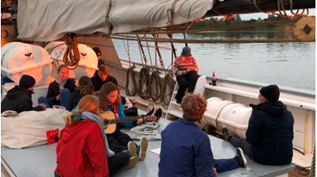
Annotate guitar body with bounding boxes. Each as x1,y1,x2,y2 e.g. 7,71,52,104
99,111,117,134
99,110,158,134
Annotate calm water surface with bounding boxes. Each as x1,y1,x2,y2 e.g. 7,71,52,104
114,32,315,91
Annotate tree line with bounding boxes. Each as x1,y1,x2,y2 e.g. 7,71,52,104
191,14,301,31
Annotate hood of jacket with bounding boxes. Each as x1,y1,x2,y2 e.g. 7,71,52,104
7,86,33,99
251,101,287,117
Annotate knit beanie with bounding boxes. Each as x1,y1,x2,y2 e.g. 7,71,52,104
19,74,36,89
260,85,280,102
181,47,192,57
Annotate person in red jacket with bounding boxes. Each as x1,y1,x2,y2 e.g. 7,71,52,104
55,95,131,177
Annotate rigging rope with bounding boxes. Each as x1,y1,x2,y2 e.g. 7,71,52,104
253,0,308,20
149,70,162,104
152,34,166,69
136,34,148,65
125,65,138,96
45,42,65,54
138,66,151,99
123,36,133,65
161,72,175,108
145,35,154,67
63,33,80,70
166,0,178,26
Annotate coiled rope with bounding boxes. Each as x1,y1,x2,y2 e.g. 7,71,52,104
125,65,138,96
149,70,162,104
161,72,175,108
138,66,151,99
63,33,80,70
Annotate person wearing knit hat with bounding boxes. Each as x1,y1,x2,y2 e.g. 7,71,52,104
222,84,294,166
1,75,46,113
259,84,280,102
19,74,36,89
173,46,199,104
93,47,105,76
159,93,247,177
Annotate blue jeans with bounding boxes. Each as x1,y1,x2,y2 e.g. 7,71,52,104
54,171,60,177
1,76,13,85
38,89,71,108
213,158,239,173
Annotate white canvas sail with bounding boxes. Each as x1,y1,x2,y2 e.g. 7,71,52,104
17,0,215,41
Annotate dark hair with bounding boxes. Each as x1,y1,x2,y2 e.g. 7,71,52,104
181,93,207,122
98,65,109,75
78,76,94,96
57,64,68,73
98,82,121,108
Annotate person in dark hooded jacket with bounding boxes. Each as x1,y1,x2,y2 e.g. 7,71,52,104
222,84,294,165
1,75,46,113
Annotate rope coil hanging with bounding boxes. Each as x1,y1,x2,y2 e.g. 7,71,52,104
166,0,178,26
161,71,175,108
149,70,162,104
125,64,138,96
63,33,80,70
138,66,151,99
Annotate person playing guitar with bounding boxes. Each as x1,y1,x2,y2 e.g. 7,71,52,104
98,82,149,165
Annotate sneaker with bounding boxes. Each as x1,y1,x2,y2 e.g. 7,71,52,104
146,107,155,116
121,156,138,171
139,137,148,161
235,148,247,167
154,108,162,119
222,127,232,141
128,141,139,160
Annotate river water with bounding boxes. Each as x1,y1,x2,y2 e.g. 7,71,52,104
113,32,315,91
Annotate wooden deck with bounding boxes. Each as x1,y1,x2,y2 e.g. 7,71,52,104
289,166,311,177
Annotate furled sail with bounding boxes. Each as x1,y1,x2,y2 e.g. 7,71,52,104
17,0,215,41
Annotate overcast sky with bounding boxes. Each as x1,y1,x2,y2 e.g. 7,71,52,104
239,8,315,20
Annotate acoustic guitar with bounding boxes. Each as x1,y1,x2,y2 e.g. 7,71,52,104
99,111,158,134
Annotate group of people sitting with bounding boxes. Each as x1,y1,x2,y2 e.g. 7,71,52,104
1,47,157,176
1,46,294,177
159,85,294,176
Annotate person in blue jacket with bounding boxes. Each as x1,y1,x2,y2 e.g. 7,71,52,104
223,84,294,165
159,93,247,177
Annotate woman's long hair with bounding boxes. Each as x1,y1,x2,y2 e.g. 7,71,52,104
64,95,99,125
78,76,94,96
98,82,121,109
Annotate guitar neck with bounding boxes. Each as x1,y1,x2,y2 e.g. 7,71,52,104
106,116,142,124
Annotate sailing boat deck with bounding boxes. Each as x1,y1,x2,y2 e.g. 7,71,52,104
1,118,295,177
